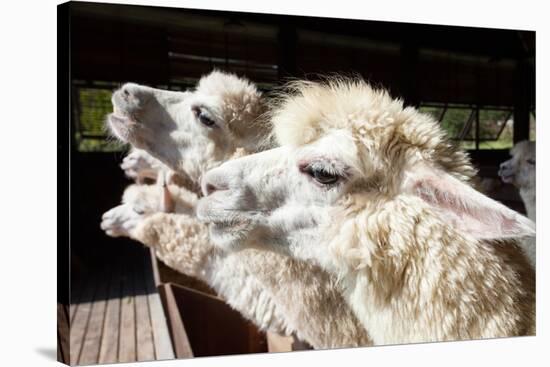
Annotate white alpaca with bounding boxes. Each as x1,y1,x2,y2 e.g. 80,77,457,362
498,140,536,268
198,79,536,345
499,140,536,222
102,71,372,348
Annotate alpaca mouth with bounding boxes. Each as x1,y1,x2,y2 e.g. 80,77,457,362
499,173,515,184
107,113,133,142
107,113,147,147
196,198,266,228
197,207,251,227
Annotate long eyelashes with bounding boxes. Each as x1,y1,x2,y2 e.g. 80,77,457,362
192,105,217,128
310,168,340,185
133,207,145,215
299,161,346,186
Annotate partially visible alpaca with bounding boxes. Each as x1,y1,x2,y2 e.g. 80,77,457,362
102,70,372,348
499,140,536,221
498,140,536,268
198,78,536,344
120,147,198,191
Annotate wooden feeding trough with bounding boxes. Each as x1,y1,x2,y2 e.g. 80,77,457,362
149,248,314,357
149,248,268,357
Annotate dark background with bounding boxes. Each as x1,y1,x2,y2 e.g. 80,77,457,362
64,1,535,278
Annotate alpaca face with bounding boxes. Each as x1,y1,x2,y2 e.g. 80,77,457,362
101,184,163,238
107,71,265,184
198,80,535,270
101,180,197,238
101,203,148,238
197,129,369,266
498,140,536,190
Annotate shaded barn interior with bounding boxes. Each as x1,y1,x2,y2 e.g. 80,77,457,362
61,1,535,363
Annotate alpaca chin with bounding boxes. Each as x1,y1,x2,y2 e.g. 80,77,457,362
208,222,250,251
107,113,134,143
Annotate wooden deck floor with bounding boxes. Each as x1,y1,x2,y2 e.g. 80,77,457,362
70,245,175,366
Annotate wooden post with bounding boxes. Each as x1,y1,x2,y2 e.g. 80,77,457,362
513,59,532,143
475,107,480,151
399,42,419,107
278,24,297,79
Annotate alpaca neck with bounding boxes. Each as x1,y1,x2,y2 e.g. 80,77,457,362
198,248,293,335
519,187,536,222
332,200,528,345
339,272,432,344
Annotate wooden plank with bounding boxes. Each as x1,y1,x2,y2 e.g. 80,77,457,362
118,257,137,363
78,268,110,365
98,265,122,364
149,248,162,288
70,277,86,323
267,332,294,353
134,256,156,362
162,284,194,358
57,303,70,364
144,254,175,360
57,333,64,363
70,279,97,365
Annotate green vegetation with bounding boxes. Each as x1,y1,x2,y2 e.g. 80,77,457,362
75,87,128,152
76,134,128,152
78,88,113,136
419,105,514,150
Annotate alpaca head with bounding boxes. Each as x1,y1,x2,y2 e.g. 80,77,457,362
498,140,536,190
107,70,267,184
101,183,197,238
197,79,535,270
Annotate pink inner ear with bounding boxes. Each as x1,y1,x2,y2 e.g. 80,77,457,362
409,170,534,240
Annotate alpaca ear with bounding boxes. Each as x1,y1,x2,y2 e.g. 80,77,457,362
403,163,535,240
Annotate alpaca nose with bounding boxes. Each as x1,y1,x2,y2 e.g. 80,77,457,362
112,83,153,115
498,162,510,175
119,83,150,103
201,169,230,196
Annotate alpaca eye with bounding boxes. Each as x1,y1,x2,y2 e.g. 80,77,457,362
526,159,535,165
133,207,145,215
199,113,216,127
192,106,216,128
309,168,340,185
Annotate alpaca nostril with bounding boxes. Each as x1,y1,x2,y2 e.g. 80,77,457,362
201,172,230,196
201,168,233,197
205,182,229,196
206,183,218,196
